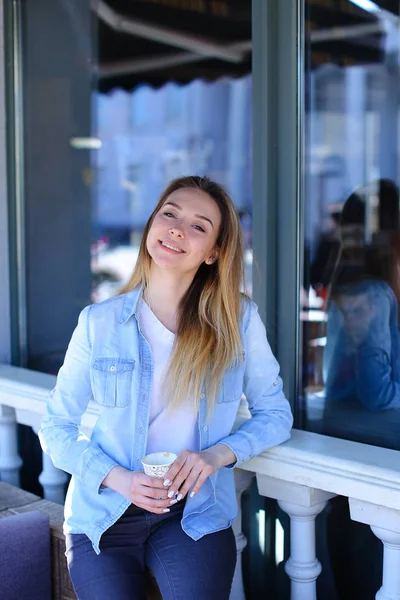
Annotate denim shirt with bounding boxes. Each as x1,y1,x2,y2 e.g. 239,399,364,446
324,280,400,409
39,287,293,554
322,280,400,448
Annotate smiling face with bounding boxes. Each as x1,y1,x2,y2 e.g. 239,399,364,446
146,187,222,277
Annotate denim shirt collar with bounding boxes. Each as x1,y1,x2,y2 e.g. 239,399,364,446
119,285,143,324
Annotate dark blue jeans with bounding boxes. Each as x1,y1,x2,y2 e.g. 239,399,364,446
65,501,237,600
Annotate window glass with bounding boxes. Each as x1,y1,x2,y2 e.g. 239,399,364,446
21,0,253,375
302,0,400,450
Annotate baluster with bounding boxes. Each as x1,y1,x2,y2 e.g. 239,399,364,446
256,474,335,600
371,526,400,600
230,469,255,600
349,498,400,600
32,424,68,504
0,405,23,486
278,500,328,600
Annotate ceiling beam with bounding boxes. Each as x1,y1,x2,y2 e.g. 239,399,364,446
310,21,386,43
98,18,384,80
98,40,252,79
91,0,245,64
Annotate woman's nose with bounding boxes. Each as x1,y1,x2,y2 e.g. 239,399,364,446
169,226,184,238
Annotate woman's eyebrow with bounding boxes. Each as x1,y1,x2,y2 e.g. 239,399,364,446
163,201,214,228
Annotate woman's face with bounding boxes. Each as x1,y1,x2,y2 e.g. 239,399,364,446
146,187,222,277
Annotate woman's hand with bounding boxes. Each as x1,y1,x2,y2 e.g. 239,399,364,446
163,444,237,500
101,466,176,514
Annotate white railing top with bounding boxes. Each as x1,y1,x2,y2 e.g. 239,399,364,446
1,363,400,508
0,364,99,433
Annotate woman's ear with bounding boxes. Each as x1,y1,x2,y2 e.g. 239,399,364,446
206,247,220,265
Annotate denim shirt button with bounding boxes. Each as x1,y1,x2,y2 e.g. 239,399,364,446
273,379,278,386
203,425,208,432
109,365,116,372
200,393,205,399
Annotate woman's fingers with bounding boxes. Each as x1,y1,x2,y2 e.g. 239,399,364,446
168,452,198,500
135,500,174,515
142,487,169,500
167,464,193,499
163,449,220,500
178,460,213,499
181,466,213,498
131,471,173,509
166,454,212,500
139,472,169,490
163,451,191,497
163,451,189,487
134,490,176,514
129,452,216,512
131,450,218,511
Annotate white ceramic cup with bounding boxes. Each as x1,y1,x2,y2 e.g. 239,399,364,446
141,451,177,478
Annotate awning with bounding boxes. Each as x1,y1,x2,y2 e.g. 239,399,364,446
93,0,251,93
93,0,398,93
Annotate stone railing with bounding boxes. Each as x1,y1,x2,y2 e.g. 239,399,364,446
1,364,400,600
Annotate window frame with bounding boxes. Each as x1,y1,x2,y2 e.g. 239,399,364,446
252,0,304,418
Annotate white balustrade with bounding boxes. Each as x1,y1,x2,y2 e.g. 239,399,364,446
279,500,327,600
0,405,23,485
231,469,255,600
350,499,400,600
256,476,335,600
3,364,400,599
31,423,68,504
372,527,400,600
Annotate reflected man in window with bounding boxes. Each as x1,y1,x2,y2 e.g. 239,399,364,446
323,179,400,448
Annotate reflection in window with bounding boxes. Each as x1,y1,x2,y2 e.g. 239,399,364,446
92,77,253,303
165,83,183,122
124,164,142,219
131,88,148,128
302,1,400,452
302,3,400,597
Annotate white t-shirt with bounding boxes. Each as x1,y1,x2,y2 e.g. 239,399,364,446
137,297,199,456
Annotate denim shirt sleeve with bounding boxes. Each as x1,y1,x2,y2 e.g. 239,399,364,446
218,301,293,467
38,305,119,493
350,287,400,410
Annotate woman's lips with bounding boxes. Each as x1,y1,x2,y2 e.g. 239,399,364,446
159,240,185,253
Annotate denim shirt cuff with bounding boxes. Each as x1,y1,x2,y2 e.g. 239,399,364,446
81,450,119,494
217,435,253,469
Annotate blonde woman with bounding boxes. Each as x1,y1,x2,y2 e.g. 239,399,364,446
39,176,293,600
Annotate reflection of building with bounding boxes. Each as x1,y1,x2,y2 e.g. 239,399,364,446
93,78,252,242
1,1,400,600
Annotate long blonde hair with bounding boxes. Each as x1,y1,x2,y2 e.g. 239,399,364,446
119,175,246,415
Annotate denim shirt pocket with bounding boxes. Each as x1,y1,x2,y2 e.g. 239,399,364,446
92,357,135,408
220,356,245,403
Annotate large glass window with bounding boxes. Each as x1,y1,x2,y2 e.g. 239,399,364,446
14,0,253,496
302,0,400,451
20,0,253,378
91,77,253,304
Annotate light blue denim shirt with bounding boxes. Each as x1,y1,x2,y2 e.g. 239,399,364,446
321,279,400,448
324,280,400,410
39,287,293,554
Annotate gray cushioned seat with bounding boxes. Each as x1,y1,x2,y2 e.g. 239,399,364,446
0,510,51,600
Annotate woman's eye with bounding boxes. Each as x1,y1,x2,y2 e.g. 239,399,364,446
163,212,175,218
194,225,205,233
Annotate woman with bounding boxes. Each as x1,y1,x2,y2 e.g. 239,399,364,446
323,179,400,447
39,176,293,600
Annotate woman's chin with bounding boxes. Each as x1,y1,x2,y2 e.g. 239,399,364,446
150,255,181,270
